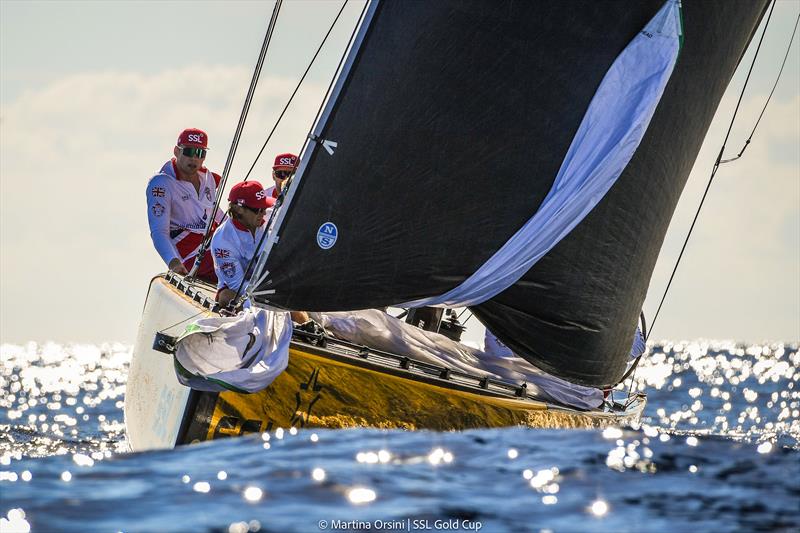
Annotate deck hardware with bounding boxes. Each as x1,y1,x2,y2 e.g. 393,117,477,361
153,332,178,355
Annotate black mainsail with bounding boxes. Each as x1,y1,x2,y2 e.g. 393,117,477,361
251,0,769,387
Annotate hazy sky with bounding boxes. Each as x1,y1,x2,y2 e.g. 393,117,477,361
1,1,798,345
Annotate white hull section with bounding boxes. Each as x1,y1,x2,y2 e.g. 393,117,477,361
124,277,209,451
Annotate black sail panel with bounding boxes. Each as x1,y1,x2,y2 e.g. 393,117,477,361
257,0,769,387
472,0,770,386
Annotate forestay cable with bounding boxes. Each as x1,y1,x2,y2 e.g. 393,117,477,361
188,0,284,279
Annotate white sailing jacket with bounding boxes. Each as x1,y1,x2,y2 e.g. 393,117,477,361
146,159,223,266
210,216,271,293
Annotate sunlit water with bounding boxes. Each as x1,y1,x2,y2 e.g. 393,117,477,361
1,341,798,532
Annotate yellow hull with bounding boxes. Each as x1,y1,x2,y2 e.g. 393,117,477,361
180,339,645,444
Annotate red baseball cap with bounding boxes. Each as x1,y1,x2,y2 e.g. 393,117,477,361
228,181,275,209
177,128,209,149
272,153,297,170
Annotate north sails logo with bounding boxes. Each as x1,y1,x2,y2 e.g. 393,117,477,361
316,222,338,250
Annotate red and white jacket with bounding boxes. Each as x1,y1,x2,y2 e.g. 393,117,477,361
210,215,272,294
146,159,224,271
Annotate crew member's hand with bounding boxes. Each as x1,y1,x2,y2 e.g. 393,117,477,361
168,258,188,275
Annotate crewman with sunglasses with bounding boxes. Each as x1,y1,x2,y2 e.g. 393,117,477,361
265,153,298,199
211,181,274,309
146,128,223,281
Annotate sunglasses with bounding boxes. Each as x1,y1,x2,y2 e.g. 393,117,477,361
274,170,294,179
242,205,267,215
181,147,207,158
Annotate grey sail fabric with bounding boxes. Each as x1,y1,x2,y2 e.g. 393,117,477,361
253,0,770,387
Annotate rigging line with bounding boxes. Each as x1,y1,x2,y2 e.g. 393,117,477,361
720,10,799,164
242,0,351,182
188,0,283,279
221,0,283,192
645,0,776,343
158,310,208,335
233,0,369,310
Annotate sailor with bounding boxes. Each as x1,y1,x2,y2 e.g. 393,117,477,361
264,152,298,199
146,128,223,282
211,181,312,326
211,181,273,308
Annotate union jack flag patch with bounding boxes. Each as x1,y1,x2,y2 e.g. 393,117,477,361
151,186,165,197
215,249,230,259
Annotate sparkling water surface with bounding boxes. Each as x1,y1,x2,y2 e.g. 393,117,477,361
1,341,798,532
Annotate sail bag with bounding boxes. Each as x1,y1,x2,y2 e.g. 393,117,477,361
173,308,292,393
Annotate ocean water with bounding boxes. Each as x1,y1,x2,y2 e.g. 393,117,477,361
1,341,798,533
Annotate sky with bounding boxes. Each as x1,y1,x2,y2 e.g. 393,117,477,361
1,0,798,345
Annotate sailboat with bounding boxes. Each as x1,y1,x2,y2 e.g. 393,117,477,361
124,0,770,451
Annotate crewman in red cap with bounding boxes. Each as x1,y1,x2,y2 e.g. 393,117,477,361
146,128,223,281
211,181,276,308
211,181,310,328
264,152,298,199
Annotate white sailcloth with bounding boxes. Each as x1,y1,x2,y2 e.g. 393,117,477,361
173,307,292,393
311,309,604,410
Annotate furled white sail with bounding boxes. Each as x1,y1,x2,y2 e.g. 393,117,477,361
173,307,292,393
